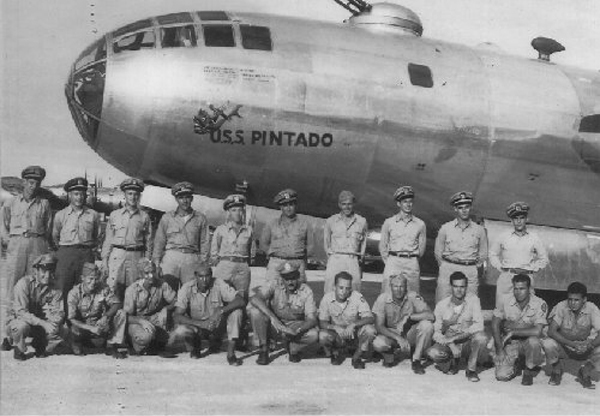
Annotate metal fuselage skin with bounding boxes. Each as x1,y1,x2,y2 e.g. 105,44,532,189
66,11,600,291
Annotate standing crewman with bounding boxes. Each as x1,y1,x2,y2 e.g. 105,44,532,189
1,166,53,302
261,189,312,284
53,177,101,311
379,186,426,294
434,191,488,303
152,181,210,288
102,178,153,299
323,190,367,293
210,194,254,300
489,202,548,307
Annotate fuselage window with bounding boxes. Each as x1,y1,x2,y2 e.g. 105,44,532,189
408,63,433,88
203,25,235,47
113,30,156,53
161,25,197,48
579,115,600,133
240,25,272,51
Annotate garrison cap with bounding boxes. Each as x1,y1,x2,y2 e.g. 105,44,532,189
274,188,297,205
506,201,530,218
450,191,474,206
338,190,355,203
120,178,145,192
64,177,88,192
171,181,194,197
223,194,246,210
81,262,100,279
32,253,57,268
277,261,301,280
21,165,46,181
393,185,414,201
137,258,156,273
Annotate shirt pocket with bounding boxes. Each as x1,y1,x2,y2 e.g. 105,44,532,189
81,218,95,235
166,224,181,237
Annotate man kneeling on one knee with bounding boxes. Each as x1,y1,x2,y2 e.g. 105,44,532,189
169,263,245,365
372,273,434,374
426,271,489,382
249,261,319,365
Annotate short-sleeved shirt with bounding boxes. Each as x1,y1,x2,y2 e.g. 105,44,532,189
53,205,101,247
261,215,311,258
1,195,52,238
257,281,317,322
434,219,488,263
372,292,429,329
493,294,548,333
433,293,484,337
324,213,368,255
210,222,254,259
489,230,548,272
67,283,120,325
152,210,210,263
101,207,153,259
379,213,426,258
549,300,600,341
175,279,238,321
123,280,176,317
8,275,64,326
318,291,372,327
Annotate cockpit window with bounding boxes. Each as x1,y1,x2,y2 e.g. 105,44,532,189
157,12,193,25
408,63,433,88
203,25,235,47
198,11,230,21
113,19,152,39
240,25,272,51
161,25,197,48
579,115,600,133
75,38,107,71
113,30,156,53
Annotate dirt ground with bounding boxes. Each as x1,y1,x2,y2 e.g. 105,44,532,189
1,266,598,415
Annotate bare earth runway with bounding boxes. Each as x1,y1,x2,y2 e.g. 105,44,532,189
1,266,598,415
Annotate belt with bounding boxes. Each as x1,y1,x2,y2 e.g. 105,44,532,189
113,245,145,252
10,232,44,238
443,257,477,266
270,255,305,260
172,247,199,254
61,244,93,249
502,268,534,274
220,256,249,263
333,252,360,258
388,251,418,258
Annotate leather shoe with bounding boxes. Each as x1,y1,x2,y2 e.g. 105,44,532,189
382,353,395,368
289,353,301,363
521,370,533,386
466,370,480,382
577,367,596,389
330,351,344,366
411,360,425,375
227,354,243,366
1,338,13,351
34,348,48,358
13,347,28,361
190,348,202,359
548,372,562,386
352,358,365,370
448,358,459,375
256,350,270,365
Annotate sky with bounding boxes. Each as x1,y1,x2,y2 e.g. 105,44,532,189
1,0,599,186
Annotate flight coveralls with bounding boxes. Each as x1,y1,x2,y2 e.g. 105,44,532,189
123,279,177,352
318,291,376,354
434,219,488,302
323,213,367,294
379,213,426,294
152,210,210,287
102,206,153,298
372,292,434,362
427,293,489,372
489,230,548,307
248,280,319,353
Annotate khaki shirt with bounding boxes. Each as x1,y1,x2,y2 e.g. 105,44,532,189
489,230,548,272
318,291,372,327
0,195,52,240
210,222,254,260
123,280,176,317
549,300,600,341
324,213,367,256
152,210,210,264
379,213,426,260
8,275,64,326
372,292,429,330
258,281,317,323
101,207,153,259
493,294,548,333
433,293,484,339
261,215,312,258
67,283,120,325
53,205,101,247
434,219,488,263
175,279,238,321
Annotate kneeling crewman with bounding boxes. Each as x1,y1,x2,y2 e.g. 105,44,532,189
249,261,319,365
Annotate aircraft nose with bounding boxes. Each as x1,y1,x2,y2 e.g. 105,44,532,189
65,37,107,149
